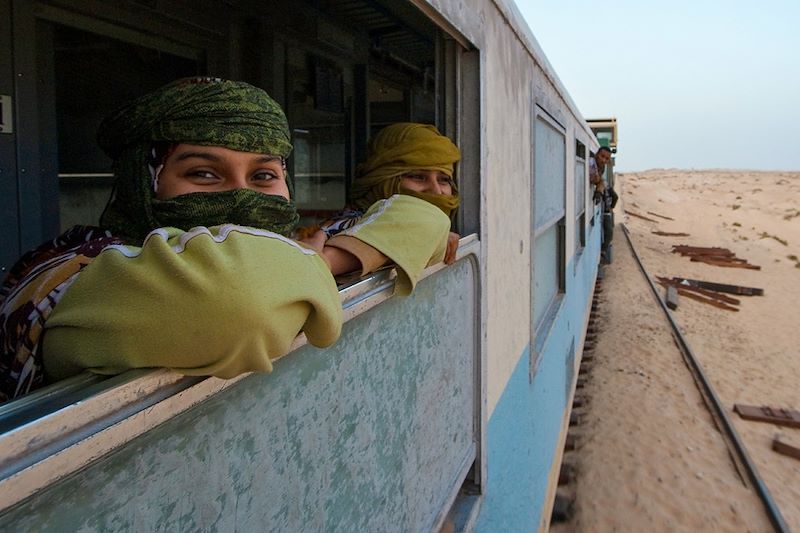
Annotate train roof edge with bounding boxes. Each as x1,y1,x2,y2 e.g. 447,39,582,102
587,117,618,151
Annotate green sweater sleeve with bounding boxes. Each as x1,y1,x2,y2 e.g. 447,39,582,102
42,225,343,381
326,195,450,295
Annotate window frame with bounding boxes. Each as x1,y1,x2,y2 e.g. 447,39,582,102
574,139,587,255
0,4,484,526
530,106,567,369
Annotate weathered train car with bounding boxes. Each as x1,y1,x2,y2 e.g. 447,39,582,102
0,0,602,530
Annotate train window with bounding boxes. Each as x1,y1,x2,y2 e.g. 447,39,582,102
1,3,480,529
285,50,349,227
43,23,200,232
2,0,472,406
575,140,587,251
532,112,566,333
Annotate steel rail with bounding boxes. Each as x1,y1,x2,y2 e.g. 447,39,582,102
620,223,789,533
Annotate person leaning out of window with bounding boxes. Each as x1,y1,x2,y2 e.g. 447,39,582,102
0,78,451,403
298,122,462,266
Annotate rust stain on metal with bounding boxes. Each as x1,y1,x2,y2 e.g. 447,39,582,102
734,404,800,429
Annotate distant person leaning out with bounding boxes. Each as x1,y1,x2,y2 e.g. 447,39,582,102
589,146,611,197
302,123,462,266
589,146,618,209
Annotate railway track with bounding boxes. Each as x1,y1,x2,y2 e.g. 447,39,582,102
553,224,789,532
620,223,789,533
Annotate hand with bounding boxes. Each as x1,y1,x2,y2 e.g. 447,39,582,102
299,229,363,276
445,232,460,265
298,228,328,254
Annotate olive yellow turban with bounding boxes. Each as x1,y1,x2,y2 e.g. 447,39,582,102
350,123,461,214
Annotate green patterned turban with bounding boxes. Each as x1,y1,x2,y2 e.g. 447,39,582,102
97,77,297,243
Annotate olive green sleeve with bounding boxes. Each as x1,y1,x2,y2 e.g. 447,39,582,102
43,226,342,381
326,195,450,295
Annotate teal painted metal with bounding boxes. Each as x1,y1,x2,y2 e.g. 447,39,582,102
476,213,601,531
0,259,479,532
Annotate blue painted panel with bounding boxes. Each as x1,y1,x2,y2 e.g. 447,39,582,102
476,219,600,531
0,259,478,532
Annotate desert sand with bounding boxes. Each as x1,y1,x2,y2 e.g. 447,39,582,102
552,170,799,532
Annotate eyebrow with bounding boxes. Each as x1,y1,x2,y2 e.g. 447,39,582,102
174,151,282,164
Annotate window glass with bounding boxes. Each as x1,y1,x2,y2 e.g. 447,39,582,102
533,223,559,328
286,51,348,226
596,131,613,146
534,117,566,229
574,160,585,216
533,113,566,331
50,24,199,231
574,159,586,250
368,72,436,135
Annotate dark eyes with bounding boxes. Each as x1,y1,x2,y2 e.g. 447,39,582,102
404,173,452,185
188,170,219,181
185,169,280,184
252,171,279,182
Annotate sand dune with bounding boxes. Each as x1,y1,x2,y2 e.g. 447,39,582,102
553,170,799,531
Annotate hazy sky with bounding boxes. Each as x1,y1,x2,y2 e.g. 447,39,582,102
513,1,800,171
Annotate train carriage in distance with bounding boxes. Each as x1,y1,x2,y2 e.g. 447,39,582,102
0,0,604,530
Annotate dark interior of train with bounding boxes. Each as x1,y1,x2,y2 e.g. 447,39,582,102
1,0,470,270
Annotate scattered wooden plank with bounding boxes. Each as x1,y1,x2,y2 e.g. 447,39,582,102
672,244,733,255
734,404,800,429
672,278,764,296
671,245,760,270
690,257,761,270
625,210,658,222
652,231,690,237
675,288,739,311
676,283,740,305
683,286,739,305
772,437,800,461
672,245,733,255
665,285,679,310
657,277,740,306
647,211,675,221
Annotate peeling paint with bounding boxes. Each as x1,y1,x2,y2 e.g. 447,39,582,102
0,262,477,532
